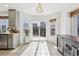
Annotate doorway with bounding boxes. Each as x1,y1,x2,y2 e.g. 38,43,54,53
32,21,46,37
32,21,46,41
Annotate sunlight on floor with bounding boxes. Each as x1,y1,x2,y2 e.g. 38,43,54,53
21,41,50,56
21,42,38,56
36,41,50,56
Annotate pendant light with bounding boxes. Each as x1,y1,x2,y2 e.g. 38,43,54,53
36,3,43,13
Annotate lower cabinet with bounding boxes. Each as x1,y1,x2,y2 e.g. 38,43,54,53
57,36,64,55
57,35,79,56
8,34,20,49
0,35,8,49
0,34,20,49
63,40,73,56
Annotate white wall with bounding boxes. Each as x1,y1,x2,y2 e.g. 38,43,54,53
58,11,71,35
47,11,72,44
70,16,78,36
19,13,25,44
60,11,68,34
19,13,32,44
0,12,8,16
46,13,61,45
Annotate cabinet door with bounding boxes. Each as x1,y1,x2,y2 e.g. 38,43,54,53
57,36,63,54
77,16,79,35
0,35,7,49
9,9,16,26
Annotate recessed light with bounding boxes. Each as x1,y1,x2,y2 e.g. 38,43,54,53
4,4,8,7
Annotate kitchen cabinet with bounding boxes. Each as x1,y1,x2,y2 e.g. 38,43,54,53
8,33,20,49
0,34,8,49
0,33,20,49
57,35,64,54
57,35,79,56
8,9,19,27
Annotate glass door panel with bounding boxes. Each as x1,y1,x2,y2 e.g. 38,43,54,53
40,22,46,37
23,23,29,36
33,23,39,36
50,24,55,35
32,21,46,37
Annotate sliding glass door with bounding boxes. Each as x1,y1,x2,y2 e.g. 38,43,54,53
40,22,46,36
32,21,46,37
33,23,39,36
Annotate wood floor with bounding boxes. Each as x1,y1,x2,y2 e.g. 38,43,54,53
0,43,29,56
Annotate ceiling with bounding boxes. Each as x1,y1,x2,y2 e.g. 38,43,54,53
0,3,79,15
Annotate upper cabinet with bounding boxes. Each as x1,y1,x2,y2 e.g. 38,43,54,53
70,8,79,36
70,8,79,17
8,9,19,28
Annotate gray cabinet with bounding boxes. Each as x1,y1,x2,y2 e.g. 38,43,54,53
0,35,8,49
0,34,20,49
8,9,19,27
57,35,64,54
8,34,20,49
9,9,16,26
57,35,79,56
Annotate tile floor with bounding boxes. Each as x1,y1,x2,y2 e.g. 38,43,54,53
47,41,61,56
21,42,39,56
21,37,50,56
21,41,61,56
21,41,50,56
36,41,50,56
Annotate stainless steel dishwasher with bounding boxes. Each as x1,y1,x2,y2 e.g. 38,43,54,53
0,34,8,49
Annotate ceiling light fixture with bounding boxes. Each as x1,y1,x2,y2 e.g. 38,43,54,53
36,3,43,13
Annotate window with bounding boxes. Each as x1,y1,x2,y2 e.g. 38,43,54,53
23,23,29,36
0,19,8,33
33,23,39,36
50,24,55,35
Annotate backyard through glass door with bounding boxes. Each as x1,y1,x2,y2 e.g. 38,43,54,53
32,21,46,41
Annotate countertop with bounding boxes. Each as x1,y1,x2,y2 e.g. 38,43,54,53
60,35,79,42
0,32,20,38
58,35,79,48
0,32,19,35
